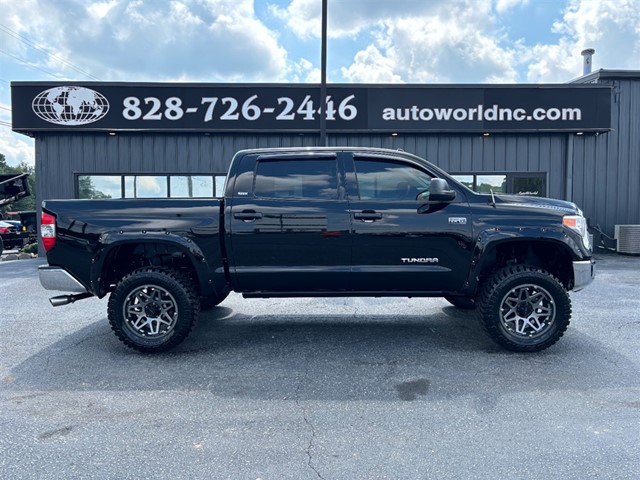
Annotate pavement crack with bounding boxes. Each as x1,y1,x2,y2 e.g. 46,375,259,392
294,340,324,480
302,411,323,480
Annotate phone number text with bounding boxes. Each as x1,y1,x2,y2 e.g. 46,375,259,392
122,95,358,122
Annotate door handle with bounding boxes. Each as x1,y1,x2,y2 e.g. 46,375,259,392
234,211,263,221
353,211,383,222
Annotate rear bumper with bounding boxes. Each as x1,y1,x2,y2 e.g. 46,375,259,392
572,259,596,291
39,266,87,293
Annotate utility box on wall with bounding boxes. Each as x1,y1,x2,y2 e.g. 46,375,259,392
615,225,640,255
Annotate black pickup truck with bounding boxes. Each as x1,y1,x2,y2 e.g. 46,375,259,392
39,147,595,353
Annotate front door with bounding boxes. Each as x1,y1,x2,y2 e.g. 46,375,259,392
346,153,474,293
228,153,352,292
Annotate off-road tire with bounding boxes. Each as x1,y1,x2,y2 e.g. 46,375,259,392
444,295,477,310
479,265,571,352
107,267,200,353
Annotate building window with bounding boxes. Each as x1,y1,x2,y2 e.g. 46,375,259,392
511,174,546,197
76,174,226,199
125,176,168,198
452,173,547,197
168,176,214,198
476,175,507,194
77,175,121,199
454,175,474,191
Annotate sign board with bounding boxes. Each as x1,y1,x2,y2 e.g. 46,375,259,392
11,82,612,133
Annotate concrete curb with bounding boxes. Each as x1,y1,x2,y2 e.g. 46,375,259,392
1,252,38,262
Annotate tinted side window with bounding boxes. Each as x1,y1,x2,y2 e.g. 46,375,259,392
354,159,433,201
254,159,338,199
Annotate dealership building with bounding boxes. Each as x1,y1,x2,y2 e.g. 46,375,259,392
10,69,640,249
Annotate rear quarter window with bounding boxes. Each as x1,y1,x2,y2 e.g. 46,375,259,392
254,159,338,199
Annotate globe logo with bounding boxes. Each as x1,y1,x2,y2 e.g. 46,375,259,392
32,86,110,126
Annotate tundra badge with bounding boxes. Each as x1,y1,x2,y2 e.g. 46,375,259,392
401,258,439,263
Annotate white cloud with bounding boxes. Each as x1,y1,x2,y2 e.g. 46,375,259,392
276,0,639,84
0,99,33,167
382,11,519,83
270,0,445,39
527,0,640,82
0,130,35,167
287,58,322,83
87,0,118,19
495,0,528,14
341,45,403,83
334,1,518,83
1,0,289,82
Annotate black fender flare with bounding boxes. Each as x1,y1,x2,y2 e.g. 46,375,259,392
464,226,586,294
89,231,223,299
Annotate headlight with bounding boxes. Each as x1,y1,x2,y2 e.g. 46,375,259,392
563,215,591,251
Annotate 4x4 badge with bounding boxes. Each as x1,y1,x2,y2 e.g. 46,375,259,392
449,217,467,224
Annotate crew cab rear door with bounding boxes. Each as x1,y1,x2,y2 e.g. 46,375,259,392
226,152,351,292
345,153,473,293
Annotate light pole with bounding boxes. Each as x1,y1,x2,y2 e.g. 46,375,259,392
319,0,328,146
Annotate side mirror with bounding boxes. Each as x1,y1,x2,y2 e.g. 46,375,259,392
429,178,456,202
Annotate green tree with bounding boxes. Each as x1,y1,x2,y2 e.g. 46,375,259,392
0,153,36,215
78,176,111,199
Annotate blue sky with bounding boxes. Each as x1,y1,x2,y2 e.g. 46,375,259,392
1,0,639,166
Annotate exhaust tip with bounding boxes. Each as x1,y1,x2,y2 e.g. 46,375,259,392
49,295,73,307
49,292,93,307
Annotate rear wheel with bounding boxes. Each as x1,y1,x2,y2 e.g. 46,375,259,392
479,265,571,352
107,267,200,353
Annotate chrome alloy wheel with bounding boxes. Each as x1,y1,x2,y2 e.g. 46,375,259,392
122,284,178,338
499,284,556,338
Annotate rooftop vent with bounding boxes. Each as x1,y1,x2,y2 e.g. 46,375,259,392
581,48,595,76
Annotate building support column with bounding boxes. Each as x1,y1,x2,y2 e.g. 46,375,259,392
565,133,574,202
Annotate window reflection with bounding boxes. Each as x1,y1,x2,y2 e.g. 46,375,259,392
76,174,227,199
170,176,214,198
452,175,474,191
255,160,337,199
77,175,120,199
476,175,506,194
125,176,167,198
355,160,432,201
214,176,226,197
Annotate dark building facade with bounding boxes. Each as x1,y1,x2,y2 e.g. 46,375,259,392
11,71,640,246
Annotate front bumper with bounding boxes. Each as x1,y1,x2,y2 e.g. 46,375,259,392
38,266,87,293
572,259,596,291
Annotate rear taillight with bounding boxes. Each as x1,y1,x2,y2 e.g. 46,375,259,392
0,227,9,234
41,212,56,252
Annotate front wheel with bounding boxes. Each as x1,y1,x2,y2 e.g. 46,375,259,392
107,267,200,353
479,265,571,352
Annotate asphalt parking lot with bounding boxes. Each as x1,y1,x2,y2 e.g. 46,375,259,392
1,254,639,479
